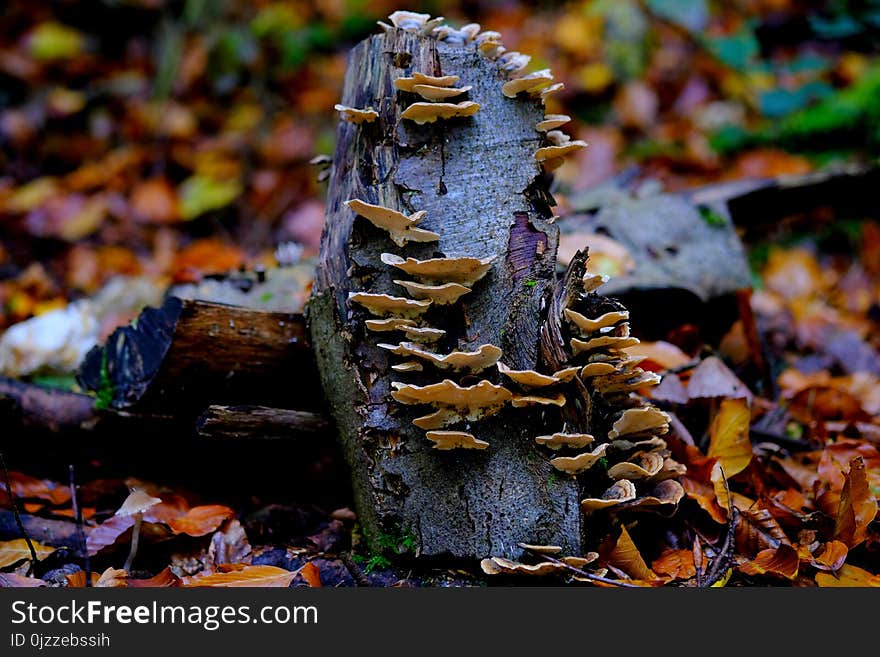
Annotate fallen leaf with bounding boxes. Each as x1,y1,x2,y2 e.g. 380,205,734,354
738,544,799,580
687,356,753,401
810,541,848,572
1,471,71,506
204,519,252,573
128,567,182,588
0,539,55,568
130,178,181,224
762,247,824,301
834,456,878,548
94,568,129,588
816,563,880,587
707,397,752,477
298,562,322,587
652,548,702,580
183,564,296,588
606,527,658,581
168,505,235,537
736,505,790,555
86,515,134,556
0,573,47,587
681,476,727,524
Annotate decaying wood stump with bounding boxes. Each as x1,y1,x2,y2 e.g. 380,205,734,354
309,16,584,560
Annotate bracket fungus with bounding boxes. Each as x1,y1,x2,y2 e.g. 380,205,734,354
393,279,472,305
345,199,439,247
392,361,423,373
364,317,418,332
425,430,489,450
379,11,443,34
433,23,482,43
570,335,641,355
480,557,568,577
564,309,630,334
380,253,495,286
394,72,460,92
549,443,610,475
620,480,685,511
511,392,567,408
536,114,571,131
606,450,665,480
535,432,595,450
411,84,473,101
580,480,638,513
580,362,619,378
498,52,532,75
535,140,588,162
348,292,432,318
608,406,671,439
401,326,446,343
401,101,481,124
501,69,553,98
496,362,580,388
333,104,378,124
391,379,513,430
380,342,502,373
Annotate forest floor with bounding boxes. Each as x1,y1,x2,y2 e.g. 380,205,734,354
0,0,879,587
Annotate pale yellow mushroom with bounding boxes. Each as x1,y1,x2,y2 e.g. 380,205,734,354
570,335,640,355
383,11,438,32
549,443,609,475
394,279,471,305
545,130,571,145
402,326,445,343
582,273,609,292
607,450,665,481
536,114,571,132
580,480,637,513
496,362,580,388
535,82,565,101
411,84,472,101
401,101,480,124
432,23,481,43
364,317,418,333
480,557,568,577
564,309,630,335
380,342,502,373
479,39,505,59
425,430,489,450
501,69,552,97
608,406,670,439
391,379,512,429
620,480,684,510
535,140,588,162
511,393,566,408
334,104,379,124
394,72,461,92
580,362,618,378
516,543,563,555
391,361,423,373
348,292,432,318
498,52,532,75
345,198,439,247
380,253,495,286
534,432,595,451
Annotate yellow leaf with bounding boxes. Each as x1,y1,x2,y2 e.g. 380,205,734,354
183,565,296,588
816,564,880,587
607,527,659,582
0,539,55,568
707,398,752,477
711,568,732,587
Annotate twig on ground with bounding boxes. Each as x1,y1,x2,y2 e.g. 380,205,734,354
519,545,642,588
0,452,38,574
68,465,91,586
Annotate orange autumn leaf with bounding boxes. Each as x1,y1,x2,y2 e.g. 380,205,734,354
816,564,880,587
681,476,727,524
652,548,704,580
127,567,182,588
834,456,878,548
167,505,236,537
0,471,70,506
183,565,297,588
762,247,824,301
810,541,848,572
0,539,55,568
130,177,180,224
94,568,129,588
607,527,659,582
298,562,322,588
172,238,244,283
736,505,790,555
707,397,752,477
738,544,799,580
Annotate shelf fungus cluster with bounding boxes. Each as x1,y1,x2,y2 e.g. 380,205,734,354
314,9,682,563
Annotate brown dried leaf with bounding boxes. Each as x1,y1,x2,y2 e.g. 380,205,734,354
0,539,55,568
816,564,880,587
167,505,235,537
606,527,658,581
738,544,799,580
834,456,878,548
687,356,753,402
0,573,47,587
183,564,296,588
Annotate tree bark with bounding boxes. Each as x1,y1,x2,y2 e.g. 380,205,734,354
309,28,582,560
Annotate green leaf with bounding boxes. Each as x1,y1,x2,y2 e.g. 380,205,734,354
178,176,242,220
28,23,84,60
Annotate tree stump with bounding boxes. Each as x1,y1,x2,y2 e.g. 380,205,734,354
309,19,583,561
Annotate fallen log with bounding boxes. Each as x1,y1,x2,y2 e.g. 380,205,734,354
77,297,322,415
196,405,331,440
